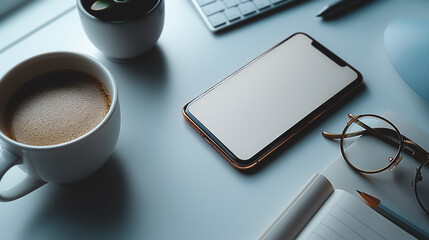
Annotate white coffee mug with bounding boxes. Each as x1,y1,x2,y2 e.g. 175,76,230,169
0,52,121,201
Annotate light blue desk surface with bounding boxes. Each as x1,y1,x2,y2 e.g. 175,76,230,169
0,0,428,239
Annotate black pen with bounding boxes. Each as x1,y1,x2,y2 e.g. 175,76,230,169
317,0,373,19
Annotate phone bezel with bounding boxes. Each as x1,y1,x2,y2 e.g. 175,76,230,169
183,33,363,169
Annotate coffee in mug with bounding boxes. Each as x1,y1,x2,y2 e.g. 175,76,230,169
0,52,120,201
4,70,111,146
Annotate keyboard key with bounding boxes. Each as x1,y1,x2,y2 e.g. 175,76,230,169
192,0,299,32
202,2,225,16
238,2,256,16
253,0,271,10
197,0,216,6
223,0,239,8
208,12,227,27
224,7,241,21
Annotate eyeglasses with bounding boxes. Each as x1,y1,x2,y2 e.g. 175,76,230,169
322,113,429,215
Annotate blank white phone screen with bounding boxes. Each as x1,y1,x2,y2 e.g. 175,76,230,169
188,34,358,161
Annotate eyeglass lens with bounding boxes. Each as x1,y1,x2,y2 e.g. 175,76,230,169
416,160,429,214
341,115,402,173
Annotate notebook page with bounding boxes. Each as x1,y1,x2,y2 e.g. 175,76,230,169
297,190,415,240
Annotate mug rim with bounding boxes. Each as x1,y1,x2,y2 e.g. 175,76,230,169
0,51,118,151
77,0,162,24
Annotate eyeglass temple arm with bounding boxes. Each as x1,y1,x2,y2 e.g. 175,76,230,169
351,119,429,160
404,139,429,161
322,131,363,139
354,119,400,145
322,116,393,141
322,127,400,148
323,126,424,160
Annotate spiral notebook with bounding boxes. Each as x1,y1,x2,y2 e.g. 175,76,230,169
260,174,414,240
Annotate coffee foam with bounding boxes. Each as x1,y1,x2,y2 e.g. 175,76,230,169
4,70,111,146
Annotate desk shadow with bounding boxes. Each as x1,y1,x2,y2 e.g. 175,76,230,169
111,45,169,86
241,84,367,175
0,0,39,20
19,155,134,240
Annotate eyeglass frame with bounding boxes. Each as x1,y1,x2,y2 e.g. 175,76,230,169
323,113,429,215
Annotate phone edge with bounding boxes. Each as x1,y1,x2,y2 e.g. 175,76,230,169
181,33,364,170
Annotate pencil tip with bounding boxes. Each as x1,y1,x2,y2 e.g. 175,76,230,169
356,190,362,194
317,5,329,17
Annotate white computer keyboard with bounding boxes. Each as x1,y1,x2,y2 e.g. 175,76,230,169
191,0,299,32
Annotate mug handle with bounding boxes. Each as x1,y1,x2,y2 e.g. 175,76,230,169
0,149,46,201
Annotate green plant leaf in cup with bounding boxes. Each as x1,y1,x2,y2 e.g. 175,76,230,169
90,0,132,11
91,0,113,11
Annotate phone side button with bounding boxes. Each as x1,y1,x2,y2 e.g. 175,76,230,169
204,137,231,164
204,137,213,146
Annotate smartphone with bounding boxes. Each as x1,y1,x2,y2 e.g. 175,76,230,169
183,33,363,169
